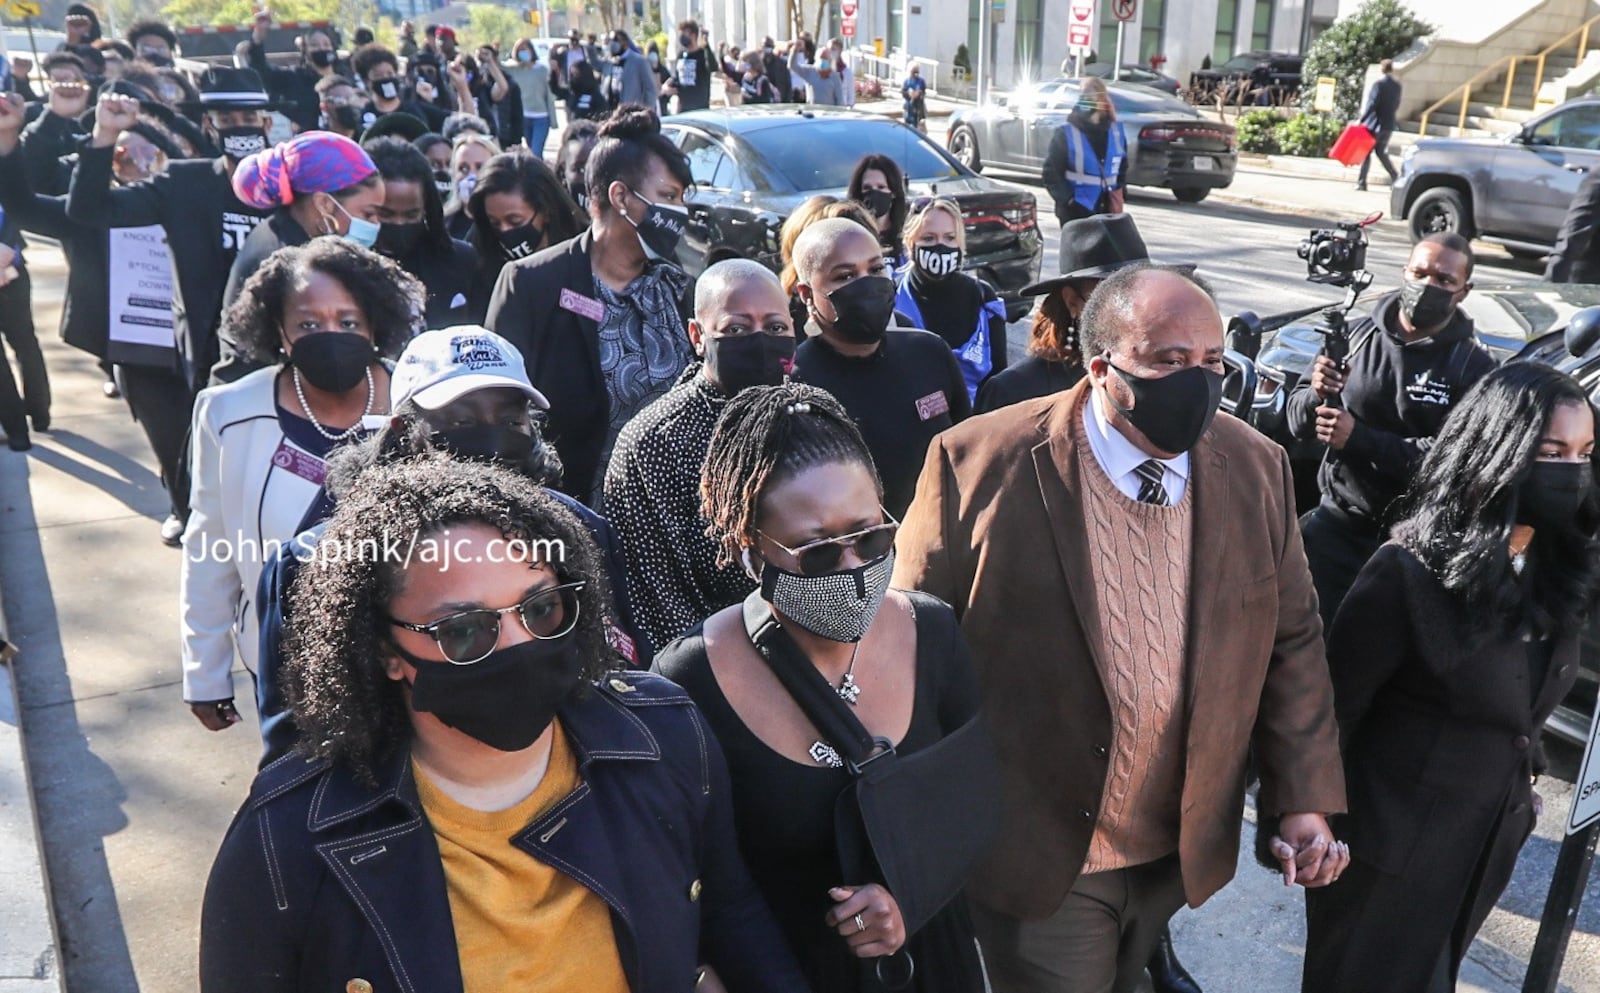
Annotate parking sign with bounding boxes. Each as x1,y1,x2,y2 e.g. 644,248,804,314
1068,0,1096,56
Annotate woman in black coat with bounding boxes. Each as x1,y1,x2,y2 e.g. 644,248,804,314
1303,362,1600,993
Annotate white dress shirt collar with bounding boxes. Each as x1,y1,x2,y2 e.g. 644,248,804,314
1083,387,1190,504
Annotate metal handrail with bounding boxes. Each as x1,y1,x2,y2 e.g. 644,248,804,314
1419,11,1600,134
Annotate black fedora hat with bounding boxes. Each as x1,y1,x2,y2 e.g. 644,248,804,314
181,66,272,112
1019,213,1151,297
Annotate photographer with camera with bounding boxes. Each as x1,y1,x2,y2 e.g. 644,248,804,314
1287,232,1494,630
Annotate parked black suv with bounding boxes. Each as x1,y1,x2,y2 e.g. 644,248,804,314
1188,51,1303,105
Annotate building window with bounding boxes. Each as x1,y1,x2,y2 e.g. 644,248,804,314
1214,0,1239,64
1250,0,1273,51
1098,3,1118,66
1140,0,1167,65
1015,0,1044,81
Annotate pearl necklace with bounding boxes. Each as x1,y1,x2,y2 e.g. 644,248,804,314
293,366,373,442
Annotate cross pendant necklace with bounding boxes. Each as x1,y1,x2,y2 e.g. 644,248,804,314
810,642,864,768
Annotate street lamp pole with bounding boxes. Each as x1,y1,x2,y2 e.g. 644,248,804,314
976,0,989,103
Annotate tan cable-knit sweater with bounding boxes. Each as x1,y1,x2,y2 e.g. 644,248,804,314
1074,402,1193,873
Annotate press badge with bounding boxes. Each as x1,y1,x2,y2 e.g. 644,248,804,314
559,287,606,322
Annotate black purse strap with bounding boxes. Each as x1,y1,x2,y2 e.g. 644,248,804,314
741,592,895,774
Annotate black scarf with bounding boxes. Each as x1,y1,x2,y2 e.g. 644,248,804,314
907,266,986,350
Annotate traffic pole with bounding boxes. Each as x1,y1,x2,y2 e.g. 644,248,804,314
1114,18,1125,76
1522,822,1600,993
24,15,40,79
975,0,988,103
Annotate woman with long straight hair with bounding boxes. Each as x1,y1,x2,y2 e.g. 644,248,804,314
1302,362,1600,993
846,154,908,270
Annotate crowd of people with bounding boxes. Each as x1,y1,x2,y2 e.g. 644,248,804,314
0,13,1597,993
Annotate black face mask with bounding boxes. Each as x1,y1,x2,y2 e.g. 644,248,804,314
327,104,361,133
1399,278,1458,331
1516,460,1593,531
823,275,897,344
216,125,268,161
1107,362,1224,455
308,48,337,68
432,168,453,196
704,333,794,394
376,221,425,259
497,222,543,261
860,187,895,219
373,77,401,101
288,331,373,393
914,244,962,278
627,189,688,261
402,633,583,752
432,424,535,466
567,181,588,210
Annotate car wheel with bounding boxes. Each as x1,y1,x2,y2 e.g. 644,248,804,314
949,124,981,172
1172,187,1210,204
1408,187,1475,242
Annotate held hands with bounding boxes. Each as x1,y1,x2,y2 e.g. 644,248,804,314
826,884,906,958
1314,406,1354,450
93,93,142,147
1269,812,1349,888
1309,355,1345,400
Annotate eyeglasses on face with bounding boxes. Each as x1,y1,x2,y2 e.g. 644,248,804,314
757,511,899,575
389,581,585,664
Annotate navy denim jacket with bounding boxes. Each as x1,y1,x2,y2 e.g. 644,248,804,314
200,671,811,993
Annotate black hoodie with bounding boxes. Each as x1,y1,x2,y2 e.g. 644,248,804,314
1286,290,1497,524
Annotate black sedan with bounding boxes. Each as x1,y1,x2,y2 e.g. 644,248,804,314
1080,61,1181,96
945,78,1237,203
660,107,1044,321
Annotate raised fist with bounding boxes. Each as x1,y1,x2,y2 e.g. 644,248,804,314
93,93,142,146
0,92,26,140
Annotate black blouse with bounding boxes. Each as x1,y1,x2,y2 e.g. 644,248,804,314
653,590,987,993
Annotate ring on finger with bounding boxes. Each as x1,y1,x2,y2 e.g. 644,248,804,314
854,912,867,933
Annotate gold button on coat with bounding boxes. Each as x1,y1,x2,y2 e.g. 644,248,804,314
689,878,703,902
346,981,373,993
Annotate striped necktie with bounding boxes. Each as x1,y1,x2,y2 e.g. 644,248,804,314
1134,460,1170,506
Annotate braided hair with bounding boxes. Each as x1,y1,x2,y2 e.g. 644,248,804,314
700,383,880,568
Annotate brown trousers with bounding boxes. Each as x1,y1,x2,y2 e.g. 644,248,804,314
971,855,1186,993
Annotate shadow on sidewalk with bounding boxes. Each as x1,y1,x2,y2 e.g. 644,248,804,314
23,430,165,521
0,453,140,993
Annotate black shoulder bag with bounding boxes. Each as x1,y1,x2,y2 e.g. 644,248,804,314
741,593,1002,980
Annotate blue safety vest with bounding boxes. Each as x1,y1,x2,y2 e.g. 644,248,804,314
894,275,1007,402
1061,122,1127,214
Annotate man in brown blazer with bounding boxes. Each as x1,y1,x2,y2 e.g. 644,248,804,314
894,264,1349,993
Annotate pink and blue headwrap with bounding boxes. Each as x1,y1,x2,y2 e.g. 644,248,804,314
231,132,377,210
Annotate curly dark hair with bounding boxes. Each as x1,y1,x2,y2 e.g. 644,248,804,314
351,44,399,84
700,382,879,568
556,118,601,201
1392,362,1600,640
223,239,425,365
468,149,586,264
324,396,563,496
126,18,176,51
283,452,617,781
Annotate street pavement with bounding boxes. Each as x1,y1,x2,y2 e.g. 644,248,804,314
0,153,1595,993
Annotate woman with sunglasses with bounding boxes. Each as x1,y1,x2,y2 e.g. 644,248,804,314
893,197,1006,404
201,452,809,993
654,383,988,993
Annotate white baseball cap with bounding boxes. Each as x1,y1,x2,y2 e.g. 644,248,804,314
390,326,549,412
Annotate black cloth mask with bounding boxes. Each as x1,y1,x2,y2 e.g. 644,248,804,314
627,190,688,261
1516,460,1593,531
308,49,337,68
704,333,794,394
432,168,453,196
432,424,534,467
376,221,425,259
1107,362,1224,455
914,244,962,278
401,633,583,752
860,188,895,219
288,331,373,393
824,275,897,345
1399,278,1458,330
498,222,543,261
327,104,361,133
373,77,401,101
216,126,268,161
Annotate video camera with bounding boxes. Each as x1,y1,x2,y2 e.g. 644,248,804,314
1298,219,1369,287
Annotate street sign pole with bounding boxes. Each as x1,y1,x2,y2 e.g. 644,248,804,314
23,16,40,78
1114,19,1125,76
975,0,989,104
1523,823,1600,993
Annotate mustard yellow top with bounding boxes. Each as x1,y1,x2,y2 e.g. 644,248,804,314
413,721,631,993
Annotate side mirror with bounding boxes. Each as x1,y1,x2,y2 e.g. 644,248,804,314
1565,306,1600,357
1221,349,1259,421
1226,311,1264,361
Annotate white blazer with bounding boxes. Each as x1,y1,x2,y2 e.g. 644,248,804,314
179,366,332,703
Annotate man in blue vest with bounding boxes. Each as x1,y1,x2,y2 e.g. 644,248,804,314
1043,77,1128,225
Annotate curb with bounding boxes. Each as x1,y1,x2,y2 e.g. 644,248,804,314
0,463,64,993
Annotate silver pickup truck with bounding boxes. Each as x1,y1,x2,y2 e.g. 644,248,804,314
1392,98,1600,256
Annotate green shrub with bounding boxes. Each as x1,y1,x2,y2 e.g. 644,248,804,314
1235,109,1283,153
953,44,971,72
1275,113,1345,157
1299,0,1433,122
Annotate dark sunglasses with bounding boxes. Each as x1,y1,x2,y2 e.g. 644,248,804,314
908,194,960,215
389,581,585,664
758,512,899,576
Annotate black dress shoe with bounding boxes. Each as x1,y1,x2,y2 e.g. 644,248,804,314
1148,925,1203,993
6,433,31,452
1354,182,1368,191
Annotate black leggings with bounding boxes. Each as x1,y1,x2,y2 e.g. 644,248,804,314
0,269,50,437
116,361,194,520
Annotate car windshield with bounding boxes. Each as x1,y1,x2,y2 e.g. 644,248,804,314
1222,54,1259,71
740,119,962,191
1106,85,1196,116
